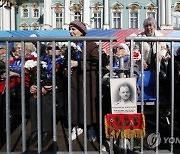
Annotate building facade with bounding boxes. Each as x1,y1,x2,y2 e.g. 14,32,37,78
0,0,180,31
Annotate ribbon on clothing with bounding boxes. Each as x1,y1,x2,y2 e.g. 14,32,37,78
104,113,146,139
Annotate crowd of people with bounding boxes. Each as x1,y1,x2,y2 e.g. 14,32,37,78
0,17,179,151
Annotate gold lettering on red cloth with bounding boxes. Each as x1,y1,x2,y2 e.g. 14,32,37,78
104,113,146,139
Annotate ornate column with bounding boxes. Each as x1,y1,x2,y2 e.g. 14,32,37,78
160,0,165,29
2,6,10,30
11,6,15,30
64,0,70,30
165,0,172,29
83,0,90,28
103,0,109,29
43,0,52,29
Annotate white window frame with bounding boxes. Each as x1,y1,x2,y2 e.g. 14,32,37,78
172,3,180,30
112,11,122,29
52,3,64,29
145,2,157,20
92,11,102,29
127,3,141,29
129,11,139,29
111,2,123,29
21,8,30,19
70,3,82,22
173,11,180,29
147,12,156,19
32,8,40,19
55,12,63,29
74,11,81,21
90,2,103,29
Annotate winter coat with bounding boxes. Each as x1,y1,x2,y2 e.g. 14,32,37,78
71,42,99,125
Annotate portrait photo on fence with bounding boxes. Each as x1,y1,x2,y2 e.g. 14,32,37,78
110,78,137,114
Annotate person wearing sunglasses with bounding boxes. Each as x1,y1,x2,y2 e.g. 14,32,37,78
28,42,65,149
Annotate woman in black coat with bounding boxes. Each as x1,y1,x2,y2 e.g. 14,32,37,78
68,20,99,142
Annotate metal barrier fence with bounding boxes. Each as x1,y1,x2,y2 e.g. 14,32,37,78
0,36,116,154
0,36,180,154
125,36,180,154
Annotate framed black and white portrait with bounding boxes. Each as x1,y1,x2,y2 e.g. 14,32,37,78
110,78,137,114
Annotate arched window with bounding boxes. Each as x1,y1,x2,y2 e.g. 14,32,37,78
145,2,157,20
56,12,63,29
74,12,81,21
33,9,39,18
127,3,141,29
70,3,82,21
111,2,123,29
22,8,29,18
90,2,103,29
52,3,64,29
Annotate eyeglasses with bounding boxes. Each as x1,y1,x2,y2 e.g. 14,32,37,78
46,46,60,50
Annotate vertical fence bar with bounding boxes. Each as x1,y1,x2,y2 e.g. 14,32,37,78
52,41,57,147
98,41,103,154
83,40,87,154
155,42,160,152
130,40,134,150
140,42,144,153
130,39,134,78
68,41,72,153
5,41,11,154
21,41,26,152
37,41,42,153
109,39,114,154
109,39,113,79
170,41,174,152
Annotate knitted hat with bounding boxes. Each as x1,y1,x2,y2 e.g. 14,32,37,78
69,20,87,36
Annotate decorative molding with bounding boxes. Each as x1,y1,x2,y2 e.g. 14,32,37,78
32,22,39,28
94,2,100,11
32,3,39,9
175,3,180,11
126,4,142,11
20,23,28,29
90,2,103,11
21,3,27,9
144,3,157,11
44,24,52,28
54,3,62,13
79,0,83,6
112,3,123,11
71,3,82,12
2,0,16,6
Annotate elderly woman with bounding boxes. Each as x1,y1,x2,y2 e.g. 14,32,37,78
112,43,132,77
137,17,167,70
68,20,99,142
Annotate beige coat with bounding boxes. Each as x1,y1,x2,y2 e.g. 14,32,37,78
137,30,167,63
